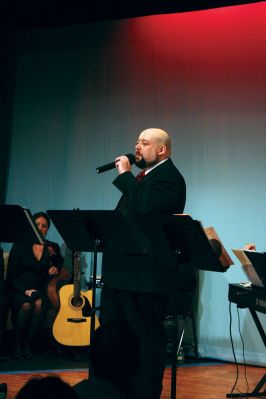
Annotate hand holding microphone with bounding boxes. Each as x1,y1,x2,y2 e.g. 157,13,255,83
115,155,134,174
96,153,135,174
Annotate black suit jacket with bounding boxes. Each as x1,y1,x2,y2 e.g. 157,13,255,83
102,158,186,294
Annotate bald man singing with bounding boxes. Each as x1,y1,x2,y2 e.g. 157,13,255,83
100,128,186,399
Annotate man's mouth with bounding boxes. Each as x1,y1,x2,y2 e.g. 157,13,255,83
135,154,146,169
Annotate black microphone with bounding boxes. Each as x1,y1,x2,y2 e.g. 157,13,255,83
96,153,135,174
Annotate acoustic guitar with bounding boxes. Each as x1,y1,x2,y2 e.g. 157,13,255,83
52,251,100,346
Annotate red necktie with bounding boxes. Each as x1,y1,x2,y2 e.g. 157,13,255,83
136,170,146,181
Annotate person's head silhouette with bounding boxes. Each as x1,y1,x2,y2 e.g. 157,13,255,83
15,375,77,399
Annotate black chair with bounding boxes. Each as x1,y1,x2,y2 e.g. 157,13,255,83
165,271,199,361
165,270,199,399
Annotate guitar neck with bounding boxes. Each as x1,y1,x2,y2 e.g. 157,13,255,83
73,251,82,298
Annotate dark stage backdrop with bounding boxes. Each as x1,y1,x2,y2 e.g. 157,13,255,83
4,2,266,365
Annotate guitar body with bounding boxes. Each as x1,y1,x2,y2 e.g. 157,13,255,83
52,284,100,346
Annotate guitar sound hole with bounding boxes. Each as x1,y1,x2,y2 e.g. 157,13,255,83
71,296,83,308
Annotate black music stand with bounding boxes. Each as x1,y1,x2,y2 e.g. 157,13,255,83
47,209,149,348
47,210,231,397
0,204,43,244
160,214,231,399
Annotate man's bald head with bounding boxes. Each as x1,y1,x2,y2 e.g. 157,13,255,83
138,128,171,156
135,128,171,169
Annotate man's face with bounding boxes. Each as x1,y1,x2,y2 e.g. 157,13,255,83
135,131,161,169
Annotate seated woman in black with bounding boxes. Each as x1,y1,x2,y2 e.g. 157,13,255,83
6,212,64,359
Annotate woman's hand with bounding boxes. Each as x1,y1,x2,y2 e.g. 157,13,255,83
244,243,256,251
48,266,59,275
25,289,37,297
47,246,56,256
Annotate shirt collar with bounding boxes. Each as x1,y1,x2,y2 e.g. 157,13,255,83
145,158,168,175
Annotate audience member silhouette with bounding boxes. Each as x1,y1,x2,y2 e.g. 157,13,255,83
15,375,77,399
74,320,141,399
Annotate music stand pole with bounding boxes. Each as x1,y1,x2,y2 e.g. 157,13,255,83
90,238,101,345
171,289,178,399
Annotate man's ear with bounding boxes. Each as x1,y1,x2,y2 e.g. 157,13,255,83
158,145,167,155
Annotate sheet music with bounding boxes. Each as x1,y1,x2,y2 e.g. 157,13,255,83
232,249,263,287
204,226,234,269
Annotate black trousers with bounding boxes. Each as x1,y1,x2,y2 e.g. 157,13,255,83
100,285,168,399
0,294,9,347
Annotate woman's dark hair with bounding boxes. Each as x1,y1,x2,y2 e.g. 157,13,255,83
32,212,51,229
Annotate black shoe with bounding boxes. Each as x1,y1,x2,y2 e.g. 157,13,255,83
0,347,7,362
13,348,24,360
23,346,34,360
